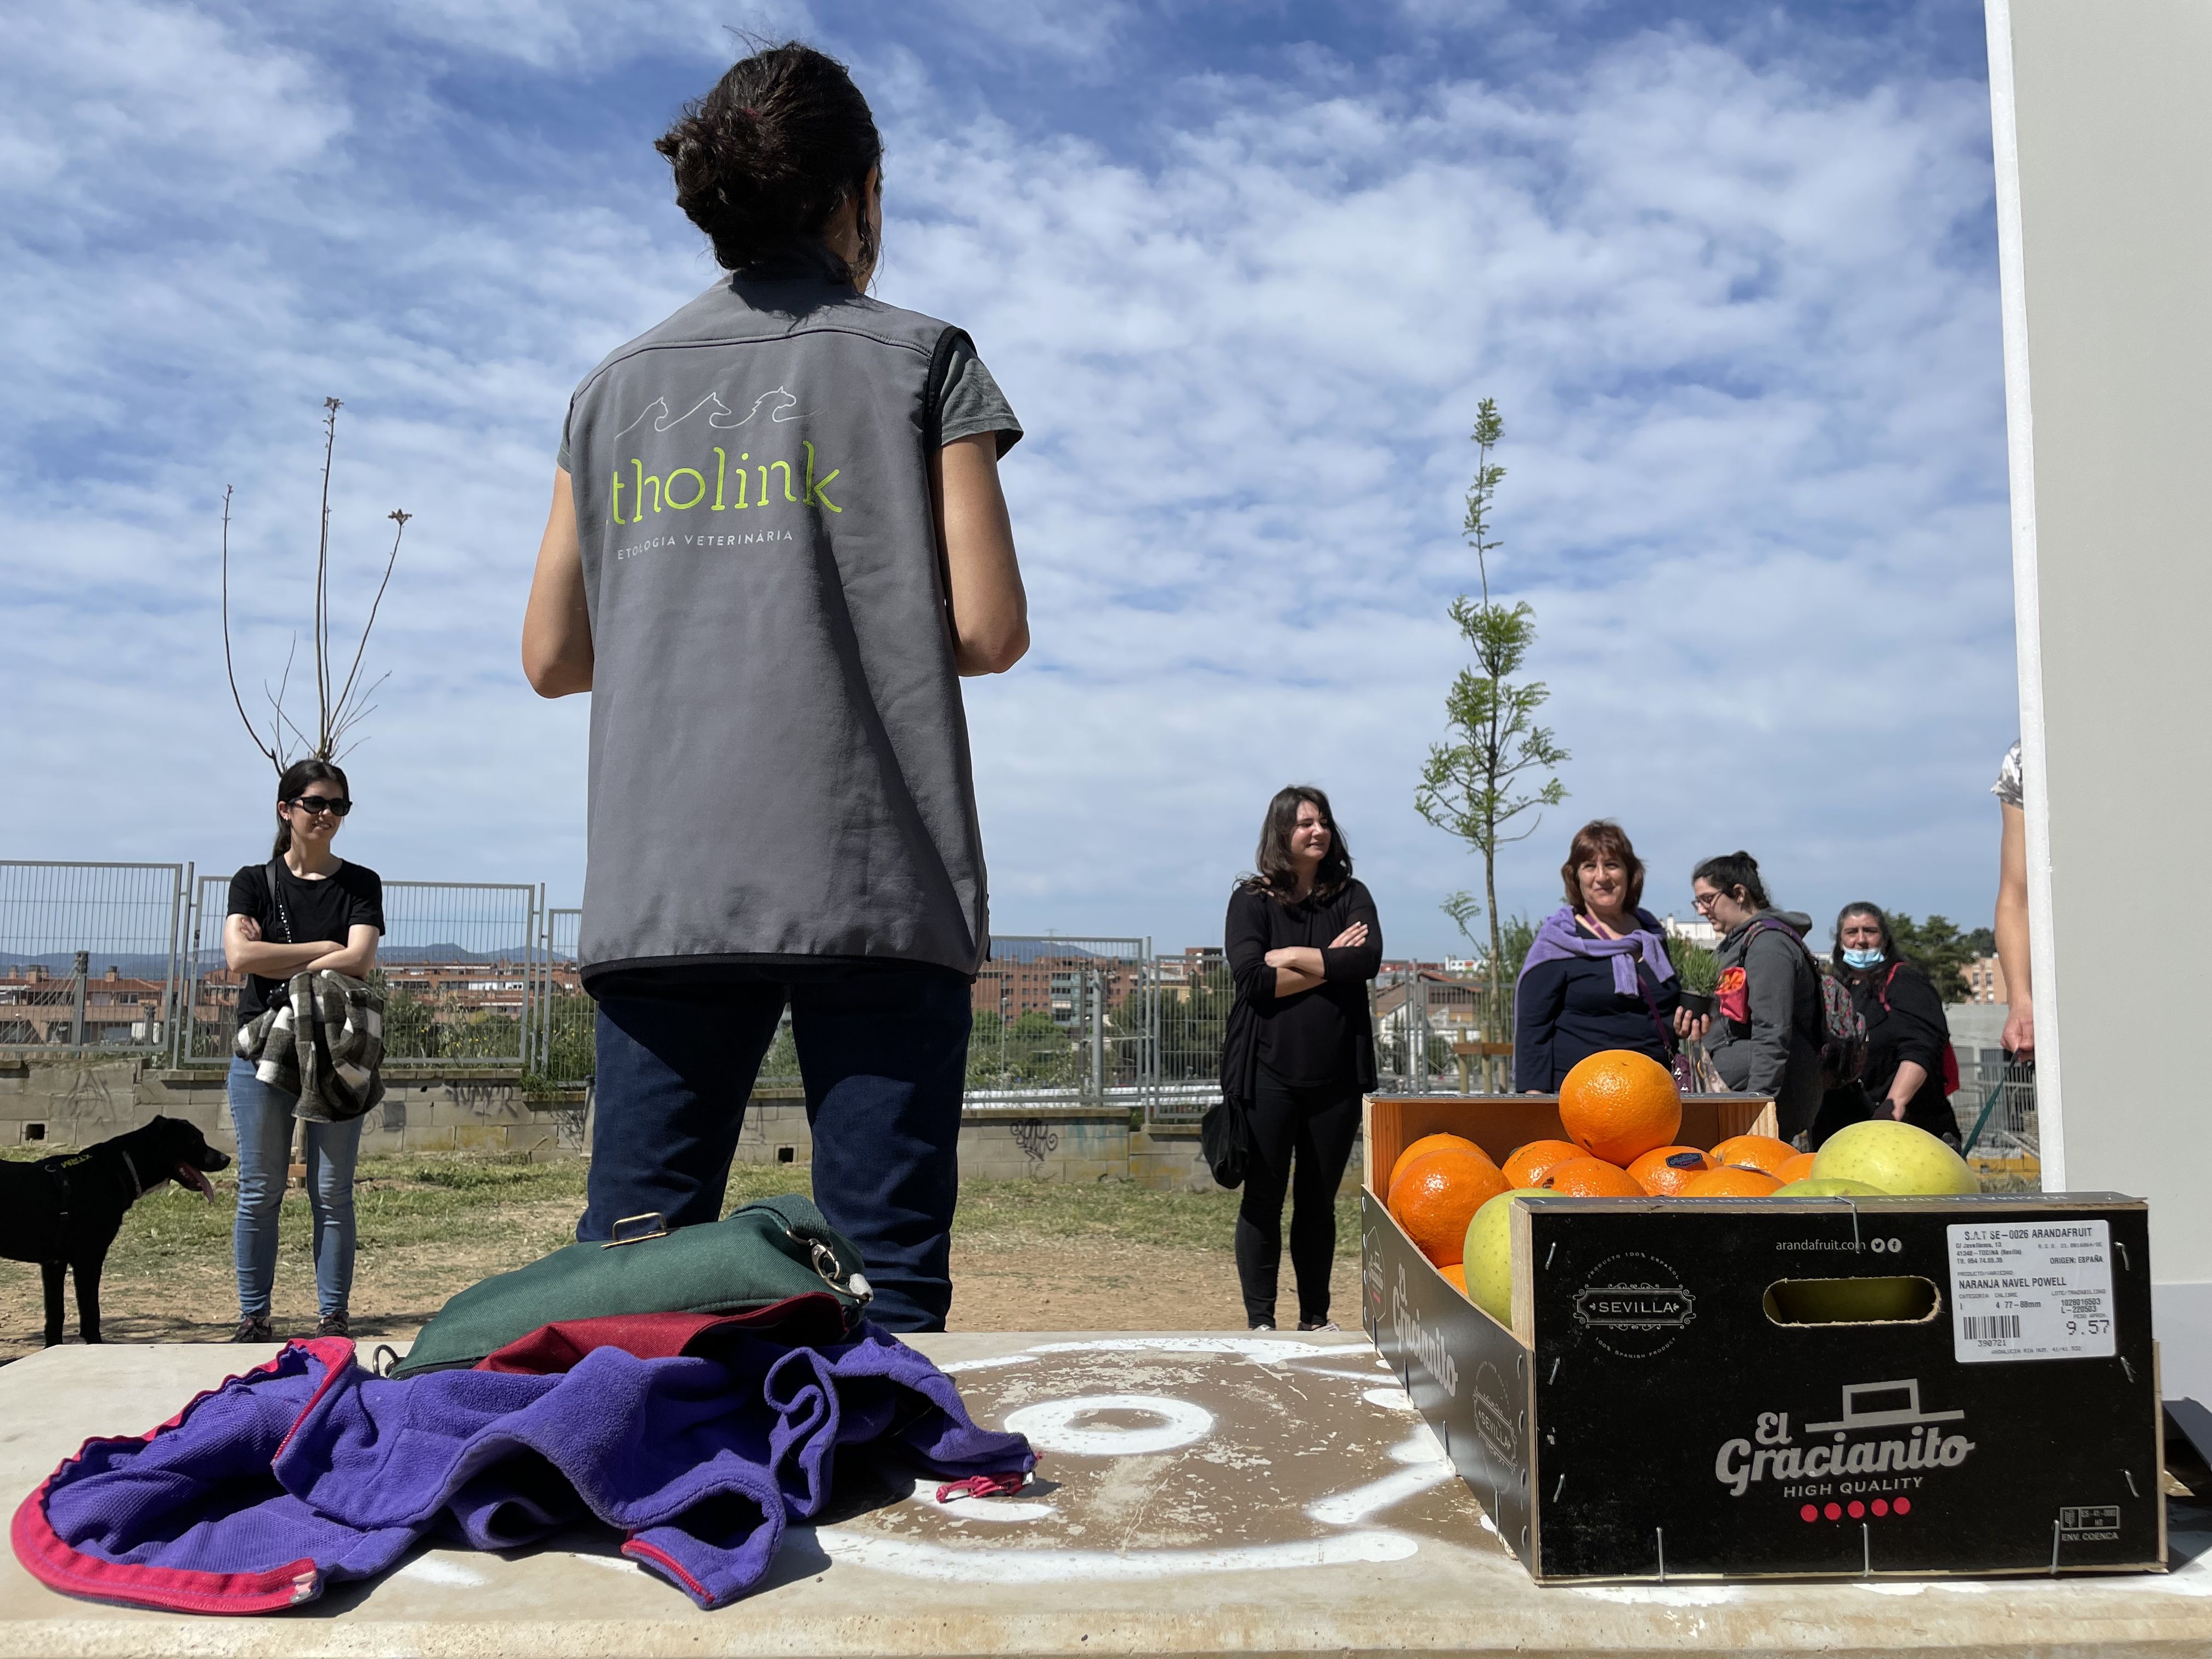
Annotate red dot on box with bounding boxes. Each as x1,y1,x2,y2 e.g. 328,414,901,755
1848,1500,1866,1519
1872,1499,1889,1516
1895,1497,1912,1516
1825,1502,1843,1520
1801,1504,1818,1522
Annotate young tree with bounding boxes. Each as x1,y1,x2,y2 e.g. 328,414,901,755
222,398,410,769
1416,399,1568,996
1887,912,1977,999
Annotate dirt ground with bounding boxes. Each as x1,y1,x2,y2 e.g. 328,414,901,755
0,1160,1355,1362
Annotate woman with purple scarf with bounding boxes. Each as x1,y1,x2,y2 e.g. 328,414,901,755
1513,821,1684,1092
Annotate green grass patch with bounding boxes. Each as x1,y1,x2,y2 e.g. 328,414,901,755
4,1149,1357,1277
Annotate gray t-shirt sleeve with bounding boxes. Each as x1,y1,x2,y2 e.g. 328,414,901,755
1992,740,2024,808
936,338,1022,456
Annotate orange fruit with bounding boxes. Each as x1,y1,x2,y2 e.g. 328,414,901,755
1543,1156,1647,1198
1388,1149,1510,1267
1558,1050,1681,1165
1627,1145,1718,1196
1502,1139,1585,1188
1709,1135,1799,1177
1683,1165,1784,1197
1388,1133,1488,1194
1440,1262,1469,1297
1776,1151,1817,1184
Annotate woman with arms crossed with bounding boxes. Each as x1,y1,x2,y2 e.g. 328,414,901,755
521,43,1027,1331
222,759,382,1341
1222,787,1382,1332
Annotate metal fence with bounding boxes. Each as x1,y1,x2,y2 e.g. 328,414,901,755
175,874,544,1068
0,861,190,1053
968,935,1152,1110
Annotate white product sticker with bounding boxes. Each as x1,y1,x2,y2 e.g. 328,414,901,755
1946,1220,2115,1363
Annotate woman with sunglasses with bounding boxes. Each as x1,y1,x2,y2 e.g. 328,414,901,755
221,758,383,1341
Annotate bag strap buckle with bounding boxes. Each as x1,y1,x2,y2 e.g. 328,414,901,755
603,1211,670,1248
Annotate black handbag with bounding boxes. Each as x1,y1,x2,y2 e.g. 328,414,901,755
1200,1093,1251,1189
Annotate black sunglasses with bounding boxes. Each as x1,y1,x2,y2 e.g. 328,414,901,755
287,795,352,817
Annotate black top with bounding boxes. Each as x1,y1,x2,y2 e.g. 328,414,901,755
1846,958,1953,1136
1223,879,1383,1090
1512,912,1681,1092
227,860,385,1025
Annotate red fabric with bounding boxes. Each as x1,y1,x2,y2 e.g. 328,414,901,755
13,1338,356,1615
934,1472,1029,1502
472,1295,850,1374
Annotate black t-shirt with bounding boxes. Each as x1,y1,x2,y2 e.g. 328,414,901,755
227,860,385,1025
1223,879,1384,1088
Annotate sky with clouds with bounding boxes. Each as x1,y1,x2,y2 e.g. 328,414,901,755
2,0,2017,961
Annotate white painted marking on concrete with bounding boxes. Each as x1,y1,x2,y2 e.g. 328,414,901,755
1002,1394,1214,1456
1305,1462,1458,1526
944,1336,1346,1374
568,1553,646,1576
818,1528,1418,1583
1857,1582,1927,1595
1571,1584,1743,1606
1387,1427,1448,1465
1933,1581,1993,1594
1362,1386,1419,1412
394,1554,488,1588
905,1479,1056,1522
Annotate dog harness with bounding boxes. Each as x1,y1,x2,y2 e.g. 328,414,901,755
14,1316,1034,1613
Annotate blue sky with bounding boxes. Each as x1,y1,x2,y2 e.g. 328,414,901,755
1,0,2017,959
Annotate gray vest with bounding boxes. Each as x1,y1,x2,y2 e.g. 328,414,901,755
562,263,986,981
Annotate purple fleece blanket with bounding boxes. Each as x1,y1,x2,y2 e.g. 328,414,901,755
15,1327,1032,1614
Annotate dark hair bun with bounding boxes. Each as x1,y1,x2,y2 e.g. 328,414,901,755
656,42,882,273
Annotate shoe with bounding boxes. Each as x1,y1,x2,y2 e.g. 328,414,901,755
1249,1321,1276,1331
317,1311,352,1339
1298,1319,1341,1333
232,1314,274,1343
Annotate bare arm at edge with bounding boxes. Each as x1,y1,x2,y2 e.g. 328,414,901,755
1996,800,2034,1057
932,433,1029,676
523,469,592,697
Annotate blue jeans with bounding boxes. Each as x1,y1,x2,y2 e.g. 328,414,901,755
583,964,970,1333
227,1055,362,1320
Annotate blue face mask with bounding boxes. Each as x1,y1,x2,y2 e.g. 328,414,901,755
1842,947,1885,970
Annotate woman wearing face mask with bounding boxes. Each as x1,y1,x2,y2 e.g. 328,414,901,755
1691,851,1825,1143
222,759,383,1341
1221,786,1382,1333
1514,821,1682,1092
1832,902,1960,1145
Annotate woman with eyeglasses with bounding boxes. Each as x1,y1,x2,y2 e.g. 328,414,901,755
1690,850,1825,1144
221,758,383,1341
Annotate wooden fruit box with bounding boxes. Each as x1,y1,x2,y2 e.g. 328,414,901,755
1358,1094,2164,1582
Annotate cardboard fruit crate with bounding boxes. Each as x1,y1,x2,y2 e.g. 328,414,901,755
1359,1094,2164,1582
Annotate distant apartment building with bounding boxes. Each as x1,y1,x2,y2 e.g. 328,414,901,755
1960,954,2008,1005
1661,915,1720,947
0,964,167,1046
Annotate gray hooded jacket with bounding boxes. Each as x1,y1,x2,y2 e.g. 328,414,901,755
1706,910,1826,1138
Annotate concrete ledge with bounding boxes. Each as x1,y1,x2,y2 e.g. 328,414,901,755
3,1334,2206,1656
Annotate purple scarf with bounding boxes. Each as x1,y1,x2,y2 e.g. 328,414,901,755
1516,905,1676,998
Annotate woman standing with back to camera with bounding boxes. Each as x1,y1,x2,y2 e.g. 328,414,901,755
1222,788,1383,1332
222,760,382,1341
522,43,1028,1333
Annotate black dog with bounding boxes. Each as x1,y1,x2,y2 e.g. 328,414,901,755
1,1115,232,1346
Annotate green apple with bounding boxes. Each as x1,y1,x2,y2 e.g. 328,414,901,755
1463,1188,1549,1326
1773,1177,1888,1198
1811,1119,1979,1195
